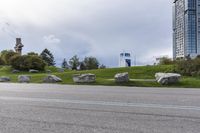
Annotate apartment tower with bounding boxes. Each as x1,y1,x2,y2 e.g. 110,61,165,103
173,0,200,59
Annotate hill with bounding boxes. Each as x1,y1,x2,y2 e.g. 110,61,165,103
0,65,200,88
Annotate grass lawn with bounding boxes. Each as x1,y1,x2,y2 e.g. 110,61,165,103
0,65,200,88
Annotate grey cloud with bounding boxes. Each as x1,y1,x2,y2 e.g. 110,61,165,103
0,0,172,67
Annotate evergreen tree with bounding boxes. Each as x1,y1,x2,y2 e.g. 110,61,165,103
61,58,69,69
40,49,55,66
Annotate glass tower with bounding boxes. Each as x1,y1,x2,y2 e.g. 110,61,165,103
173,0,200,59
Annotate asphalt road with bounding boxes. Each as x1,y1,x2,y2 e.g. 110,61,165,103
0,83,199,133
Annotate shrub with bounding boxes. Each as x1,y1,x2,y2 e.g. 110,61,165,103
0,50,19,65
0,57,5,65
10,55,46,71
158,57,174,65
175,56,200,76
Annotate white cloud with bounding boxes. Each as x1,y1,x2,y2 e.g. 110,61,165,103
43,35,61,44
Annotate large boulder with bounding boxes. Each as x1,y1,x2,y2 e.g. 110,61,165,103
29,69,39,73
155,73,181,85
18,75,31,83
114,72,129,83
0,76,11,82
43,75,62,83
73,73,96,83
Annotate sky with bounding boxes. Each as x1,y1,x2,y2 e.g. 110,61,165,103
0,0,172,67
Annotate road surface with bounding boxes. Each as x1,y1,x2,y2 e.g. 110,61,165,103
0,83,199,133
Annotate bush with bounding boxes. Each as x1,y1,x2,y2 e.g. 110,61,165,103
158,57,174,65
0,57,5,65
175,56,200,76
10,55,46,71
0,50,19,65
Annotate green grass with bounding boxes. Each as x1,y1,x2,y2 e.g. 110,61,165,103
0,65,200,88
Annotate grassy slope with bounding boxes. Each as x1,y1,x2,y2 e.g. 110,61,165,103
0,65,199,88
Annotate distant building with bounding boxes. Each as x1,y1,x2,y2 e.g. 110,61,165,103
173,0,200,59
119,52,132,67
14,38,24,55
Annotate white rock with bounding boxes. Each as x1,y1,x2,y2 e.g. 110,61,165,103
43,75,62,83
155,73,181,85
18,75,31,83
114,72,129,83
73,73,96,83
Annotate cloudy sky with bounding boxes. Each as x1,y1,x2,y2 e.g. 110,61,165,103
0,0,172,67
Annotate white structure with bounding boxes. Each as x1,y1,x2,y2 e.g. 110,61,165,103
119,52,132,67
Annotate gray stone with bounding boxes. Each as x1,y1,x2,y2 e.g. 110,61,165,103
29,69,39,73
43,75,62,83
12,69,20,73
0,76,11,82
73,73,96,83
18,75,31,83
155,73,181,85
114,72,129,83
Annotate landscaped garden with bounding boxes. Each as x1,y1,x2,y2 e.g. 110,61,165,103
0,65,200,88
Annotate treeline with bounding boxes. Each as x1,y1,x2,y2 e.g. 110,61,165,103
62,55,106,70
158,55,200,76
0,49,55,71
0,48,105,71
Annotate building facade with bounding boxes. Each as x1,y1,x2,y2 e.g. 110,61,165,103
173,0,200,59
119,52,132,67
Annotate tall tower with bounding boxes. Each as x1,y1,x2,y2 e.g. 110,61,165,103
14,38,24,55
173,0,200,59
119,52,132,67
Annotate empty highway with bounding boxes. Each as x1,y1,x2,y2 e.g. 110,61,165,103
0,83,199,133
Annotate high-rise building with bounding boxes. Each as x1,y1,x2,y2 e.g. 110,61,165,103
173,0,200,59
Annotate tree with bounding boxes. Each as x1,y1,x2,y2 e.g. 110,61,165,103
69,55,80,70
1,50,19,65
61,58,69,69
99,64,106,69
27,52,39,56
40,49,55,66
83,57,99,70
79,62,86,70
